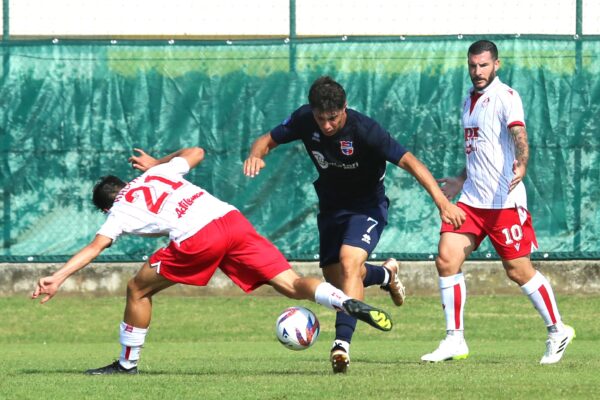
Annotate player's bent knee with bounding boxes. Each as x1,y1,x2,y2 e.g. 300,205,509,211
435,254,459,276
505,269,520,283
337,261,362,279
435,254,449,270
504,267,530,285
126,274,159,300
126,277,144,299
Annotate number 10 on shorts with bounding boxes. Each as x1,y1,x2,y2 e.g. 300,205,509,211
501,224,523,245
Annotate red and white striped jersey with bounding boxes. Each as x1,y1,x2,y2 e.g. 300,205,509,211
97,157,236,244
459,77,528,209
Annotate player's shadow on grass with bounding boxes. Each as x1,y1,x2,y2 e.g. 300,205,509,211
352,357,417,365
20,369,95,375
19,368,328,376
355,357,502,365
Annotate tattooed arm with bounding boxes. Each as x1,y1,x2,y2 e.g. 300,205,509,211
509,125,529,192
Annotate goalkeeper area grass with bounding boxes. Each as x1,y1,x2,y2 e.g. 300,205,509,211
1,293,598,399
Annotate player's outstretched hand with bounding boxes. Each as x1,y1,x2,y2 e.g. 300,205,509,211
437,176,464,200
509,160,526,193
129,148,158,172
243,156,266,178
31,276,62,304
440,202,466,229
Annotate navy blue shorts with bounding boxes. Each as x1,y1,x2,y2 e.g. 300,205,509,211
317,200,389,267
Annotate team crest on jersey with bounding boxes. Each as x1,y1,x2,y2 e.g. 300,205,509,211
312,132,321,142
481,97,490,107
340,141,354,156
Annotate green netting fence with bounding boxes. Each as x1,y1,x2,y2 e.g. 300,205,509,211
1,37,599,262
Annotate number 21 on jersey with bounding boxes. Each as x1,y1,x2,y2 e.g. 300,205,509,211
125,175,183,214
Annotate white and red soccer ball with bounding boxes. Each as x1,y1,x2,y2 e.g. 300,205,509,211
275,306,320,351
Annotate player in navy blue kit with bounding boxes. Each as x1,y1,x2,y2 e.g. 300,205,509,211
244,76,465,373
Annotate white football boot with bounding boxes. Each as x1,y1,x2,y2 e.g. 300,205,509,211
540,325,576,365
330,340,350,374
421,334,469,362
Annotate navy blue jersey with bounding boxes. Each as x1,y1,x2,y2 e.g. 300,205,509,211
271,104,408,210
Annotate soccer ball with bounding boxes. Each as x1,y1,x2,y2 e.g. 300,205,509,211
275,306,320,351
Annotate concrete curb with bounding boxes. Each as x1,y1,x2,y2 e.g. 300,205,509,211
5,260,600,297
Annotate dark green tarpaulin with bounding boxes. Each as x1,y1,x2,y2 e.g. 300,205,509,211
1,38,599,261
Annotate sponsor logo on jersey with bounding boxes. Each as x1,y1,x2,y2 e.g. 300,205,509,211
311,151,329,169
312,132,321,142
464,127,479,154
481,97,490,107
311,151,359,170
175,191,205,219
340,141,354,156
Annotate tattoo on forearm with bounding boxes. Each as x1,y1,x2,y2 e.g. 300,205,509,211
510,126,529,166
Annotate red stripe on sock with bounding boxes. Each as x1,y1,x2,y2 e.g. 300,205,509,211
124,346,131,360
537,285,557,324
453,283,462,329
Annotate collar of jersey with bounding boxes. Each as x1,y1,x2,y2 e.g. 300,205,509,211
470,76,501,95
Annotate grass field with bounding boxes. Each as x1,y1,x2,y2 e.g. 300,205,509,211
1,293,599,400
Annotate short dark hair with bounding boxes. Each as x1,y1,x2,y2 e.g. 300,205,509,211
308,76,346,112
468,40,498,60
92,175,126,211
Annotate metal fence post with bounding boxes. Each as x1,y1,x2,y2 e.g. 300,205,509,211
289,0,296,73
572,0,583,251
2,0,8,41
1,0,9,253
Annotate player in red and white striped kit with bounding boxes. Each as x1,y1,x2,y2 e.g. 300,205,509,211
421,40,575,365
32,147,393,374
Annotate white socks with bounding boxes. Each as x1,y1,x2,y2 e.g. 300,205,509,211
119,322,148,369
439,273,466,332
437,270,564,338
382,267,391,286
520,271,564,331
314,282,351,311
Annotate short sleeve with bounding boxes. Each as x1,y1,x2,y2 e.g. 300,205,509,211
362,120,408,164
504,89,526,128
96,213,123,242
270,106,307,144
